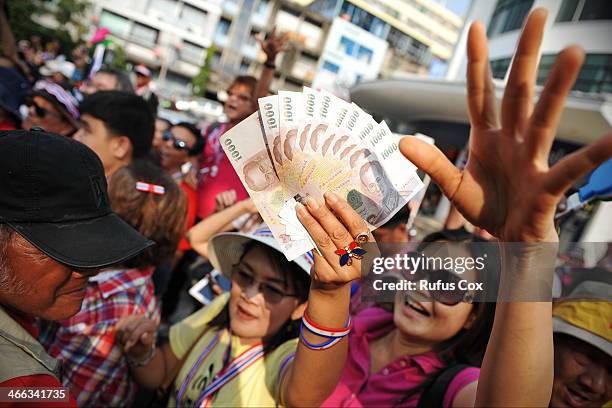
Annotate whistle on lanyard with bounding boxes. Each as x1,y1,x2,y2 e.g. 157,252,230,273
556,159,612,219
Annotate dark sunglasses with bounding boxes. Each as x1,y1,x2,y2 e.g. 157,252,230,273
27,100,55,119
230,264,297,304
162,130,189,151
401,265,472,306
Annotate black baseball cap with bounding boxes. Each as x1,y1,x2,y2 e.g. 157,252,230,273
0,129,154,269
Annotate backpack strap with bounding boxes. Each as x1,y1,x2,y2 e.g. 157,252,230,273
416,363,472,408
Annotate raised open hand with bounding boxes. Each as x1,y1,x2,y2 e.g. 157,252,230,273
257,26,289,63
215,189,237,212
400,9,611,243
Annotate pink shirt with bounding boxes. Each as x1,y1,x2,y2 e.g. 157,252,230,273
322,307,479,408
197,123,249,219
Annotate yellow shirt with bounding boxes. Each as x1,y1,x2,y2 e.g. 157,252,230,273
169,293,297,407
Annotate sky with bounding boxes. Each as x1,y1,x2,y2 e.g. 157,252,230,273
442,0,472,17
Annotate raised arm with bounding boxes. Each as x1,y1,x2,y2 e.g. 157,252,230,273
187,197,258,258
280,194,368,407
116,315,180,390
399,9,612,407
252,27,289,106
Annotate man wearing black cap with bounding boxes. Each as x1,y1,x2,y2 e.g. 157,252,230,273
0,129,152,402
74,91,154,179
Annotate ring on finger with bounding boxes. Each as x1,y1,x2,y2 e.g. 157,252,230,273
335,241,367,267
354,231,370,244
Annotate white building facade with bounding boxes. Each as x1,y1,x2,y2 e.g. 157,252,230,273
312,17,388,97
446,0,612,95
91,0,223,94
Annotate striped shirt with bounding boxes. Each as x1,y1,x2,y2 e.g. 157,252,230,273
39,267,159,407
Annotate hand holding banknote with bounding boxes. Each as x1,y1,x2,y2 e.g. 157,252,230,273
222,88,423,260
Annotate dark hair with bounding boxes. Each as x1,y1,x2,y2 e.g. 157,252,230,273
229,75,257,95
156,117,171,128
80,91,154,158
208,240,310,353
96,68,135,93
107,160,187,269
380,205,411,229
397,229,498,403
171,121,204,157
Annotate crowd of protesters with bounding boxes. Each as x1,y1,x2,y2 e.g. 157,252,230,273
0,4,610,408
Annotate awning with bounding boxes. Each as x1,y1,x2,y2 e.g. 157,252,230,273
350,77,611,145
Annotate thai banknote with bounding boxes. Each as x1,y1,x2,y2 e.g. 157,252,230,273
258,95,281,173
222,89,424,260
220,112,314,261
278,91,304,164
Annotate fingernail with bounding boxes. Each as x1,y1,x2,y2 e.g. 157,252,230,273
324,191,339,204
295,202,308,217
306,197,319,210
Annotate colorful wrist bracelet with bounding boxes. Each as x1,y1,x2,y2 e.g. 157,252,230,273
299,323,344,350
302,312,352,338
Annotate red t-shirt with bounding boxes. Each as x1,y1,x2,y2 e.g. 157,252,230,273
178,180,198,251
0,119,18,131
0,313,78,407
196,123,248,219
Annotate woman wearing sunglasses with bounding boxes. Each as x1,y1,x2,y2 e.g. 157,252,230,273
159,122,205,255
116,201,366,407
323,231,497,407
22,80,80,137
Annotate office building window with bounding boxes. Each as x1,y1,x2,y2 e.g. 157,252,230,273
181,41,204,64
131,23,158,46
387,28,430,65
339,1,389,38
556,0,612,22
181,4,207,28
322,60,340,73
487,0,534,37
216,18,231,37
240,60,250,74
247,31,259,47
99,10,130,37
490,57,511,79
339,36,374,64
150,0,177,16
255,0,271,16
357,46,373,63
309,0,341,20
535,54,557,84
556,0,580,21
212,51,221,67
537,53,612,93
339,36,356,56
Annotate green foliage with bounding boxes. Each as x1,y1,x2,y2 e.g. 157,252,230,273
102,38,128,71
192,45,216,97
5,0,91,52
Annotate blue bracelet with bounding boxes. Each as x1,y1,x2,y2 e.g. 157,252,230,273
299,322,344,350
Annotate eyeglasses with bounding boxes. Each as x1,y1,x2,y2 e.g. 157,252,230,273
230,264,297,304
162,130,189,151
401,264,472,306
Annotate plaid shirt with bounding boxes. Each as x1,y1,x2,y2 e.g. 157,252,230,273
39,267,159,407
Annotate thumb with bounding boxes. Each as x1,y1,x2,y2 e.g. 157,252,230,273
399,137,462,199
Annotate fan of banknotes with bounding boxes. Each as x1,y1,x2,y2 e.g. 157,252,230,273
221,87,424,261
